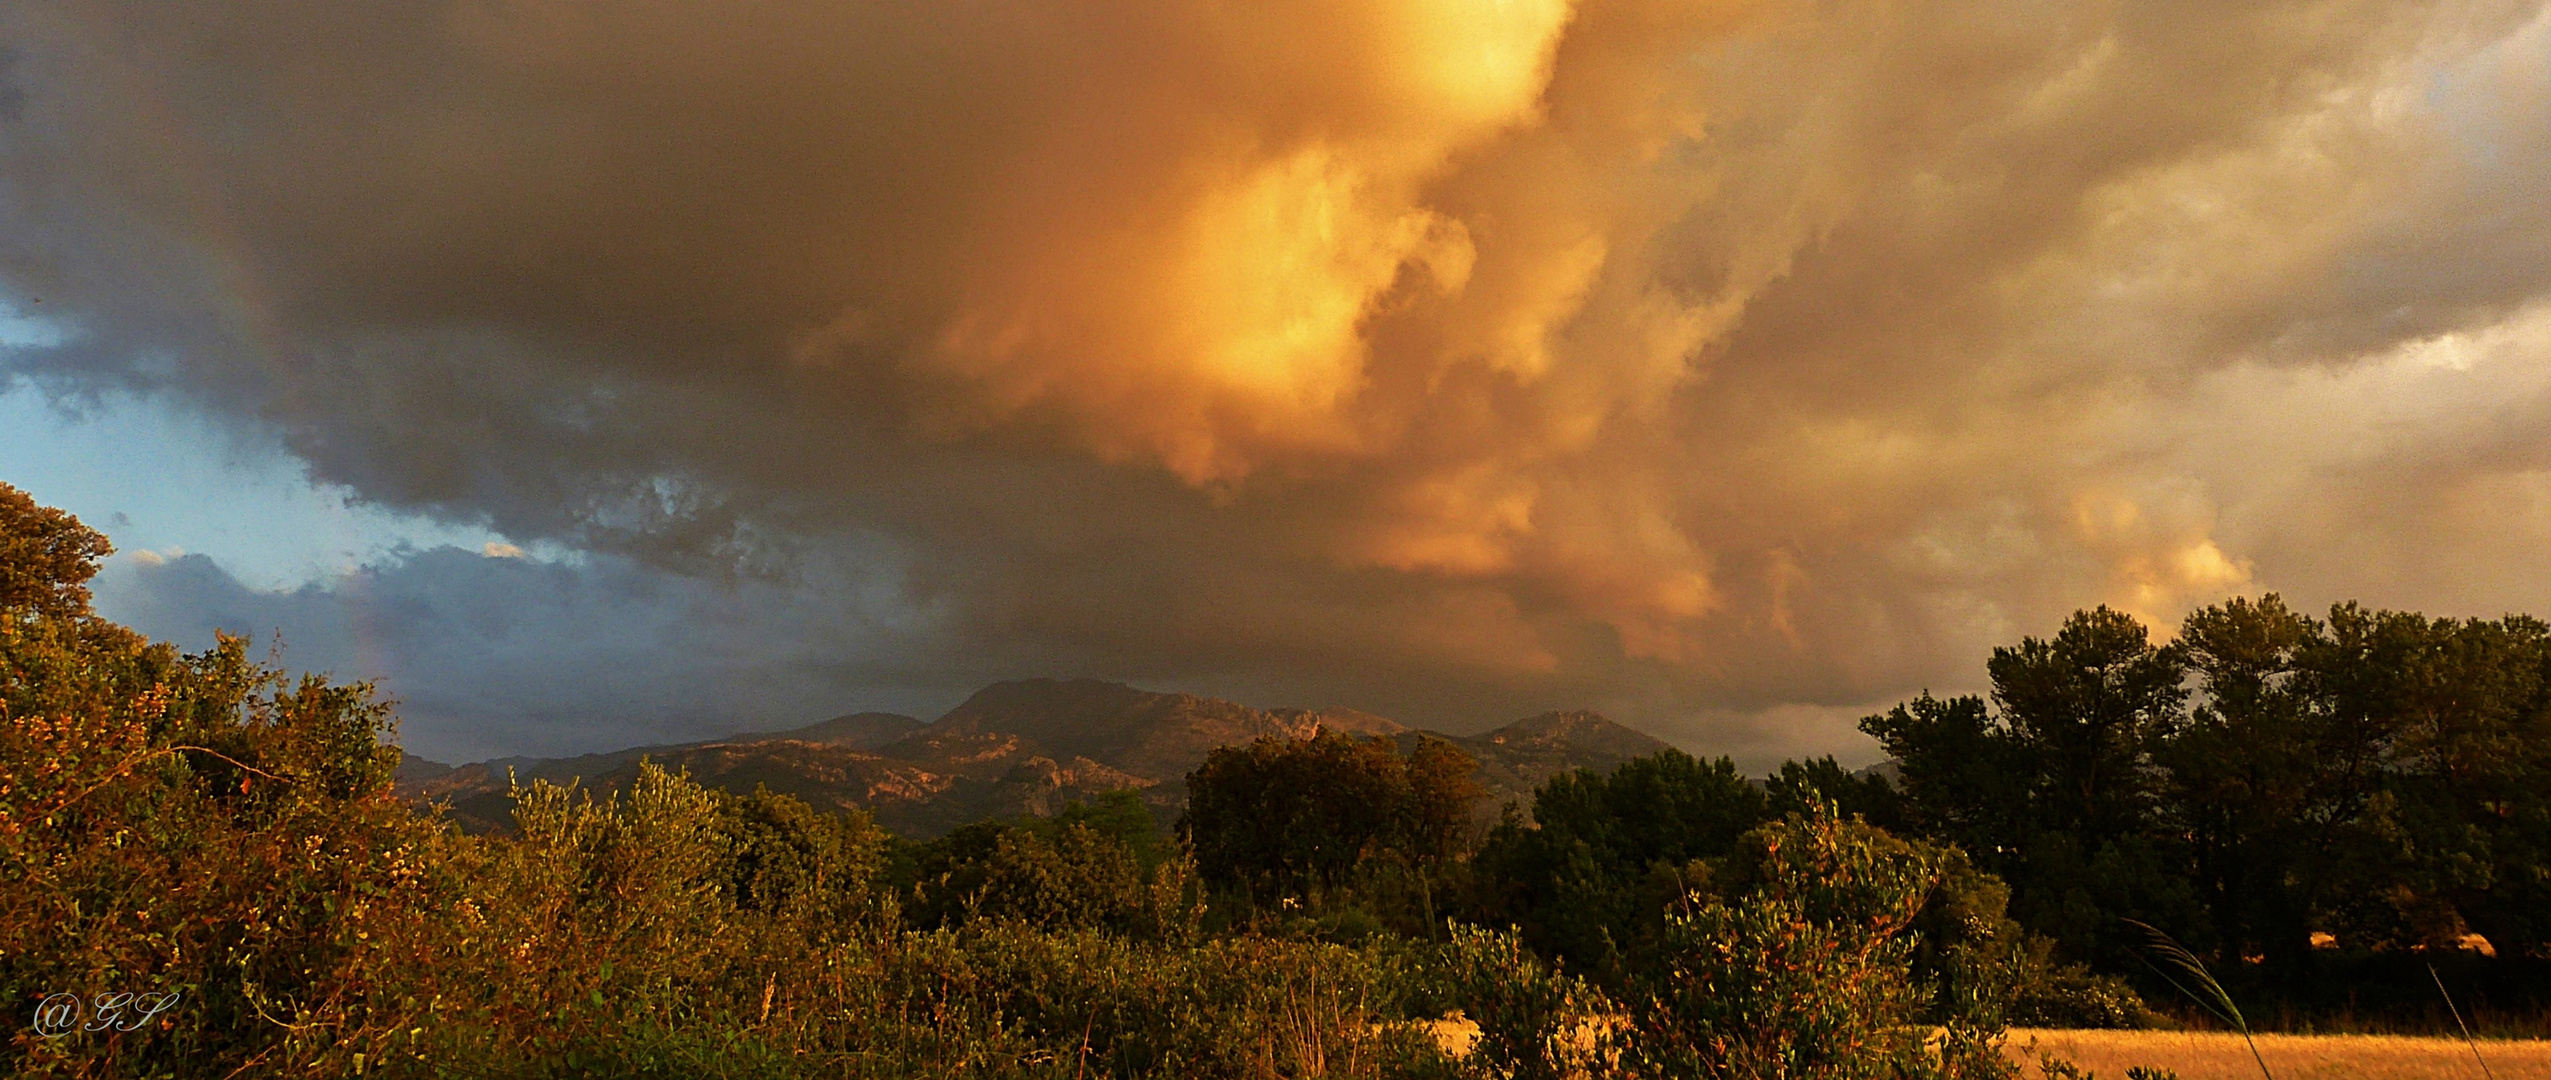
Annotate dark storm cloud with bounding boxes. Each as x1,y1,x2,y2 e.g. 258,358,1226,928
12,0,2551,757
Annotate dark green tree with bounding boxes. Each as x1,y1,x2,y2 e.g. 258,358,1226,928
1872,596,2551,1013
1858,693,2025,870
1987,605,2187,844
1766,755,1906,832
2161,595,2346,974
1467,749,1770,976
895,790,1192,936
1179,730,1480,904
2162,597,2551,966
2312,604,2551,957
1865,607,2199,963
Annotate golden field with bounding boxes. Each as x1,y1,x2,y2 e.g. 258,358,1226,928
2008,1028,2551,1080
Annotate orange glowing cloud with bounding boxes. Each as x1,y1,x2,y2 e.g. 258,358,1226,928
10,0,2551,748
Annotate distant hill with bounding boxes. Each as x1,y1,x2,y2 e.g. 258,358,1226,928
1423,710,1672,812
397,680,1670,836
921,678,1405,783
733,711,926,749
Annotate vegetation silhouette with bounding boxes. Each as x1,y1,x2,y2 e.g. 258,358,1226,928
5,481,2549,1077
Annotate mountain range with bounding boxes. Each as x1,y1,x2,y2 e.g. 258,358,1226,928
394,678,1672,837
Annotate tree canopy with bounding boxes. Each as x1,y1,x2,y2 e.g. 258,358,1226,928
1180,730,1480,902
1865,595,2551,987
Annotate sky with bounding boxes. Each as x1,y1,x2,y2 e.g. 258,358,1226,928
6,0,2551,767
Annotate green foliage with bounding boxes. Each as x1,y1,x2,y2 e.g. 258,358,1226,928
896,792,1202,939
1868,594,2551,1030
1466,749,1769,976
883,925,1446,1079
1768,755,1906,831
1181,730,1481,904
63,478,2551,1076
715,783,888,917
1860,694,2023,864
1864,609,2203,968
1986,607,2188,846
0,483,113,619
2003,949,2153,1030
1620,806,2015,1080
0,501,431,1073
1053,787,1174,865
1434,925,1616,1080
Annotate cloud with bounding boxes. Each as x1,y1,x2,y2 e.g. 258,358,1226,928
12,0,2551,757
95,546,956,763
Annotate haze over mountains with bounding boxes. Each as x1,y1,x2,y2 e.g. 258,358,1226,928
396,679,1669,836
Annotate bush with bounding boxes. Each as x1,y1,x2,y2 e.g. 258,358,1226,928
1,562,435,1076
899,805,1203,940
1434,924,1617,1080
2007,958,2155,1030
1618,805,2016,1080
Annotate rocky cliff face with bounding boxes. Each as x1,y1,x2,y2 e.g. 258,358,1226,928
398,680,1669,836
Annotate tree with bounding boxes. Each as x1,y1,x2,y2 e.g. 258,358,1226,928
712,784,886,918
2162,595,2343,973
1,485,426,1074
1766,755,1906,832
1865,607,2199,964
1179,730,1480,903
2308,604,2551,957
1987,606,2187,844
2165,596,2551,964
0,482,114,619
1467,749,1770,977
1858,694,2024,870
896,792,1199,938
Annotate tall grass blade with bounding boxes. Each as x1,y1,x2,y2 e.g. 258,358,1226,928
2428,962,2495,1080
2120,919,2272,1080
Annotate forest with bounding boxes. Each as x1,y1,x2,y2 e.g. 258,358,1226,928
4,479,2546,1078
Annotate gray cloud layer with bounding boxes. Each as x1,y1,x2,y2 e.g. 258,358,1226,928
11,0,2551,759
96,547,957,763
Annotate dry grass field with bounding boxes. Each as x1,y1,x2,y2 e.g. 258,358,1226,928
2008,1028,2551,1080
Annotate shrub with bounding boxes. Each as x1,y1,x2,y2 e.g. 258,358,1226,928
901,811,1203,940
1434,924,1617,1080
0,492,435,1076
1619,805,2015,1080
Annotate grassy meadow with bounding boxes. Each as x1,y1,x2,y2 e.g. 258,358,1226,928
2009,1029,2551,1080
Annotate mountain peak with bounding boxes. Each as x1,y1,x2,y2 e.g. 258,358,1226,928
1480,710,1668,754
935,678,1247,737
1447,709,1675,817
931,679,1268,770
745,711,922,749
